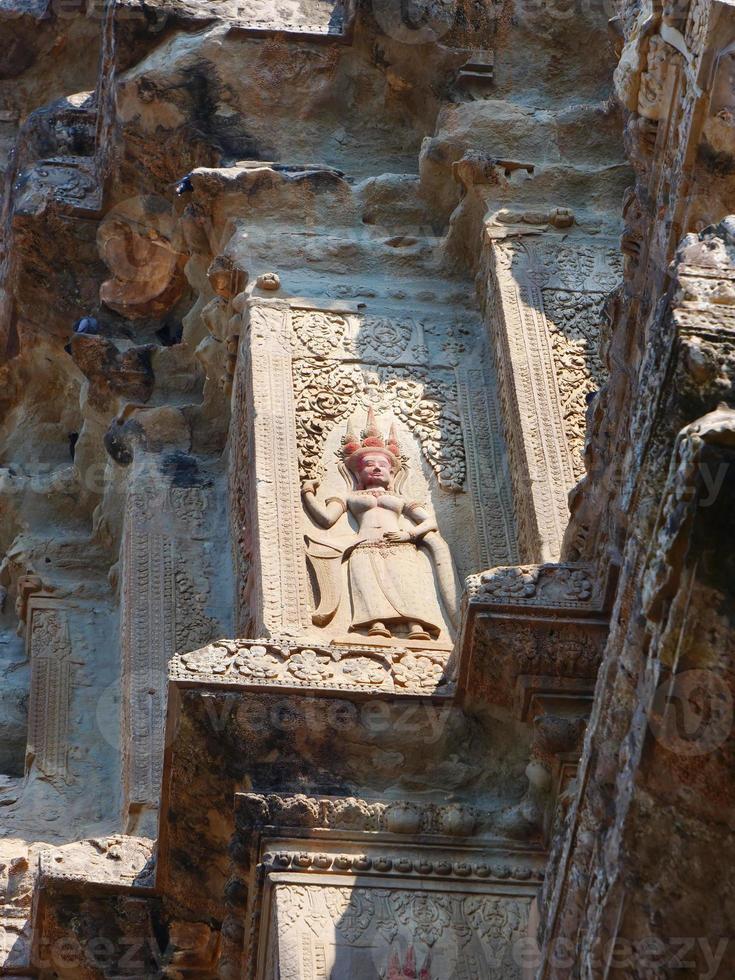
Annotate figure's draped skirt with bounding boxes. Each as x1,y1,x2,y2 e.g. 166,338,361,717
347,540,444,636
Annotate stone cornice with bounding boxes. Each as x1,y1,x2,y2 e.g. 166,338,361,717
169,637,455,696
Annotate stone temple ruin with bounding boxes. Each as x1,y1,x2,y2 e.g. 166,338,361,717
0,0,734,976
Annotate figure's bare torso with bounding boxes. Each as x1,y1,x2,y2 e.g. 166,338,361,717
346,490,403,540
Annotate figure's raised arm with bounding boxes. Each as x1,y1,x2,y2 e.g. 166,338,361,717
301,480,347,528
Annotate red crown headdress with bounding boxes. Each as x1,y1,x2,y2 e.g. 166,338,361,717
340,408,403,473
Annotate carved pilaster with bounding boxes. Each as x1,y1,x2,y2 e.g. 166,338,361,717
483,237,621,561
457,365,520,567
26,598,73,783
121,476,176,817
120,457,217,820
232,298,311,636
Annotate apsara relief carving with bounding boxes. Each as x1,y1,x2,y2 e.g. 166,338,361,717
286,302,519,577
301,409,458,640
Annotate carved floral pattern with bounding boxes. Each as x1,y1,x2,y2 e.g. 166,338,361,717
291,360,466,489
389,892,453,947
291,309,348,357
181,646,231,675
356,315,414,360
469,562,598,608
465,897,527,959
478,565,540,599
542,289,605,479
170,486,208,531
31,609,69,658
557,567,594,601
393,654,447,690
275,884,309,929
383,371,465,490
341,658,388,685
233,645,280,680
324,888,379,943
497,240,622,293
292,360,362,481
474,627,603,687
285,649,334,682
174,562,218,653
172,639,452,694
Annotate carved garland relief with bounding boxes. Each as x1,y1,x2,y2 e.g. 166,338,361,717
172,639,453,694
269,883,530,980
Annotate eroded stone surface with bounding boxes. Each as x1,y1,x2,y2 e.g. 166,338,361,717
0,0,732,976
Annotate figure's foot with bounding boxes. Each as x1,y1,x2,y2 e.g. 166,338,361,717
368,621,391,638
407,622,431,641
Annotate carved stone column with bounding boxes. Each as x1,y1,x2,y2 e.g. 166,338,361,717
120,453,219,829
229,298,311,637
482,236,622,561
120,469,176,825
26,597,74,783
456,364,520,568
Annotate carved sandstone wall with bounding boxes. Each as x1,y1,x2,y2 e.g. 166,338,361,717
1,0,731,977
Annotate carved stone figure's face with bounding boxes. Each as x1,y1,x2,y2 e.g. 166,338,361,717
357,452,394,489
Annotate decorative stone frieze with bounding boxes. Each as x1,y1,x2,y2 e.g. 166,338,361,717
457,562,610,709
232,791,545,979
258,875,534,980
170,638,454,695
